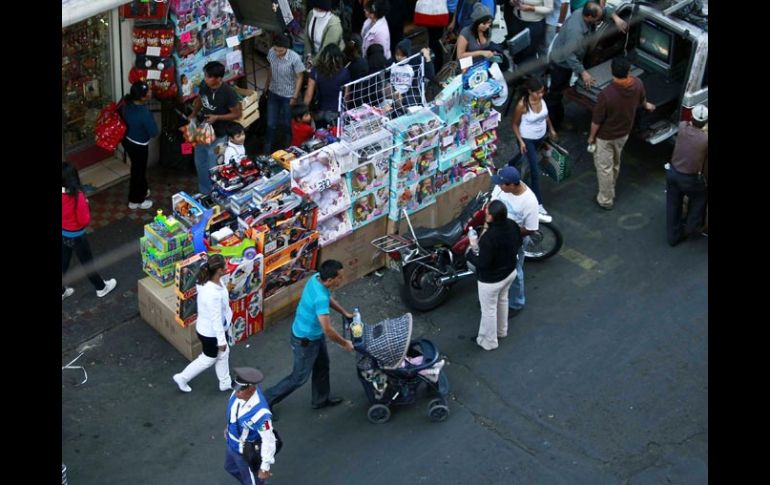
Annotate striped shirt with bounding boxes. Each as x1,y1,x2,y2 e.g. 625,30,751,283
267,47,305,99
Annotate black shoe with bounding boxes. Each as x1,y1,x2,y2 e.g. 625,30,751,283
312,397,344,409
508,307,523,319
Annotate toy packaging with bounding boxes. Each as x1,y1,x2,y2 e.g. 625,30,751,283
176,296,198,327
264,239,319,298
224,254,263,301
346,157,389,199
432,76,465,122
349,188,388,229
309,180,351,222
415,149,438,178
272,146,308,170
388,179,423,220
390,152,421,192
318,211,353,247
175,252,208,300
438,114,471,162
438,144,472,171
172,192,207,226
290,147,341,195
263,233,319,274
252,170,291,203
144,216,190,254
143,257,178,287
388,109,444,159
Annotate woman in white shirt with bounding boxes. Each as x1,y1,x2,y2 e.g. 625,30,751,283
173,254,233,393
362,0,392,60
510,76,557,216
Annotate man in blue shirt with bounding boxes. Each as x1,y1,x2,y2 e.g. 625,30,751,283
262,260,354,414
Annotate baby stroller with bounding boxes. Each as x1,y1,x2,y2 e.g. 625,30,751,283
345,313,450,424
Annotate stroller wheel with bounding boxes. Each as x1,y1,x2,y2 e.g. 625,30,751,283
367,404,391,424
428,402,450,422
428,398,447,409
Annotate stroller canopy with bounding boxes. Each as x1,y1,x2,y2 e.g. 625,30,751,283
359,313,413,370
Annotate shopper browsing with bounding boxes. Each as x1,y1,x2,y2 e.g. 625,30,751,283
120,81,158,210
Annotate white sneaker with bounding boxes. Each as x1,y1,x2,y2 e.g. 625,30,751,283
219,382,233,392
128,199,153,210
146,189,151,198
62,287,75,301
173,374,192,393
96,278,117,298
538,204,549,216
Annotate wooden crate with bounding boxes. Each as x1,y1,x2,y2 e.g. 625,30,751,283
138,277,202,362
320,217,388,288
263,275,312,327
234,87,260,127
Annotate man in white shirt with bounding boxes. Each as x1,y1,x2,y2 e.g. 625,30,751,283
491,166,539,314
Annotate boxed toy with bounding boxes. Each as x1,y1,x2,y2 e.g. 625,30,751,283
264,240,319,298
272,146,308,170
390,152,420,192
290,147,341,195
144,219,189,254
172,191,207,226
318,211,353,247
263,233,319,274
438,144,472,171
415,149,438,178
388,109,444,159
175,296,197,327
388,180,422,220
244,289,264,334
416,175,437,206
438,114,471,162
141,236,193,269
432,76,465,121
239,190,305,230
252,170,291,203
143,258,177,287
175,252,208,300
346,157,389,199
349,190,388,229
309,180,351,221
228,297,250,345
224,254,263,301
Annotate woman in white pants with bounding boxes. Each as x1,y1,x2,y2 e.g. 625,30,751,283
466,200,523,351
173,254,233,392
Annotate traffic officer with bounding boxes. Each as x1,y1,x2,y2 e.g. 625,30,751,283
225,367,281,484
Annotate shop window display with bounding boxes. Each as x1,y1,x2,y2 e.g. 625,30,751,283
62,13,113,155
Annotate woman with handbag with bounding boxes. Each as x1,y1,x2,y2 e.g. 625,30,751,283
509,76,558,216
456,3,509,71
61,162,117,301
120,81,158,210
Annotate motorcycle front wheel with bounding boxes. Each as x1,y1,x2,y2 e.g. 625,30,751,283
524,222,564,261
401,262,451,312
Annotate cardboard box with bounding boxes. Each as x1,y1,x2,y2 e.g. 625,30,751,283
138,277,201,361
263,275,311,326
320,216,387,288
435,172,491,227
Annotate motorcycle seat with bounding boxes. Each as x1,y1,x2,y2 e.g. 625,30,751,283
412,220,464,247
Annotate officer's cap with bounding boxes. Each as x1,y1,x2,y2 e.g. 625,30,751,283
233,367,264,388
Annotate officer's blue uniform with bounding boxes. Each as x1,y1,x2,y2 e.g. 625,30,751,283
224,386,274,485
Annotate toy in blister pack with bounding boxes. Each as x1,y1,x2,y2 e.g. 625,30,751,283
264,238,319,297
170,0,195,15
389,181,421,220
176,296,198,327
224,254,262,301
203,26,227,56
172,191,207,226
176,28,203,57
309,180,351,221
351,194,375,226
417,176,436,205
433,76,464,121
372,187,389,217
290,148,341,195
252,169,291,204
463,61,490,90
205,0,229,29
416,150,438,177
390,153,420,191
245,290,264,334
388,109,444,155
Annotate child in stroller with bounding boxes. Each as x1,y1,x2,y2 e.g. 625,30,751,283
345,312,450,424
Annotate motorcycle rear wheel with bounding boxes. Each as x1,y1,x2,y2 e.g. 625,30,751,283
524,222,563,261
401,262,451,312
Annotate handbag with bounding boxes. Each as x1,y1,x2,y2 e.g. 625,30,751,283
94,100,127,152
414,0,450,28
541,139,572,183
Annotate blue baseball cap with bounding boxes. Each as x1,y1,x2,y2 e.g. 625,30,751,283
492,166,521,185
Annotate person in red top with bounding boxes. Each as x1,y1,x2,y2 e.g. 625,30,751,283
588,56,655,210
62,162,117,301
291,104,315,147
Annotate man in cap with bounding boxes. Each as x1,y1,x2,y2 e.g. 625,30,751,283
224,367,280,484
262,260,354,415
666,104,708,246
491,166,540,316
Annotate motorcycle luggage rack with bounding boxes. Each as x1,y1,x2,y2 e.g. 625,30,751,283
371,233,414,253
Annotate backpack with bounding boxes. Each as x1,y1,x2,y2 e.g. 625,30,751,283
94,100,127,152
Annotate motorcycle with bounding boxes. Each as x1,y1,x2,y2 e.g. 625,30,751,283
372,191,563,312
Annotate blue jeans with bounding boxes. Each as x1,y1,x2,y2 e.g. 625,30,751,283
224,446,265,485
509,244,526,310
265,91,291,154
521,137,545,204
262,334,330,408
194,135,227,194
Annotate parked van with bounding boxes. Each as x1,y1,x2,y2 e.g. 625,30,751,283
565,0,708,144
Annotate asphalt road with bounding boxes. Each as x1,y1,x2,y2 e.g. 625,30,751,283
62,103,707,484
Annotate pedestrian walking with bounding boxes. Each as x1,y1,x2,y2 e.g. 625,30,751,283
262,260,354,414
173,254,233,393
62,162,117,301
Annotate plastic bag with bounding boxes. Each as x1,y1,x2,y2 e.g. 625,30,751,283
94,101,126,152
181,118,198,145
196,122,216,145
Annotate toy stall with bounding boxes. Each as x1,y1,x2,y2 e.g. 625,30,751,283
137,54,503,361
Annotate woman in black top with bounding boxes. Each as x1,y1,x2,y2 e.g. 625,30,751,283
466,200,522,350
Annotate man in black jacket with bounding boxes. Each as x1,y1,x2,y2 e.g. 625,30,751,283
466,200,522,350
